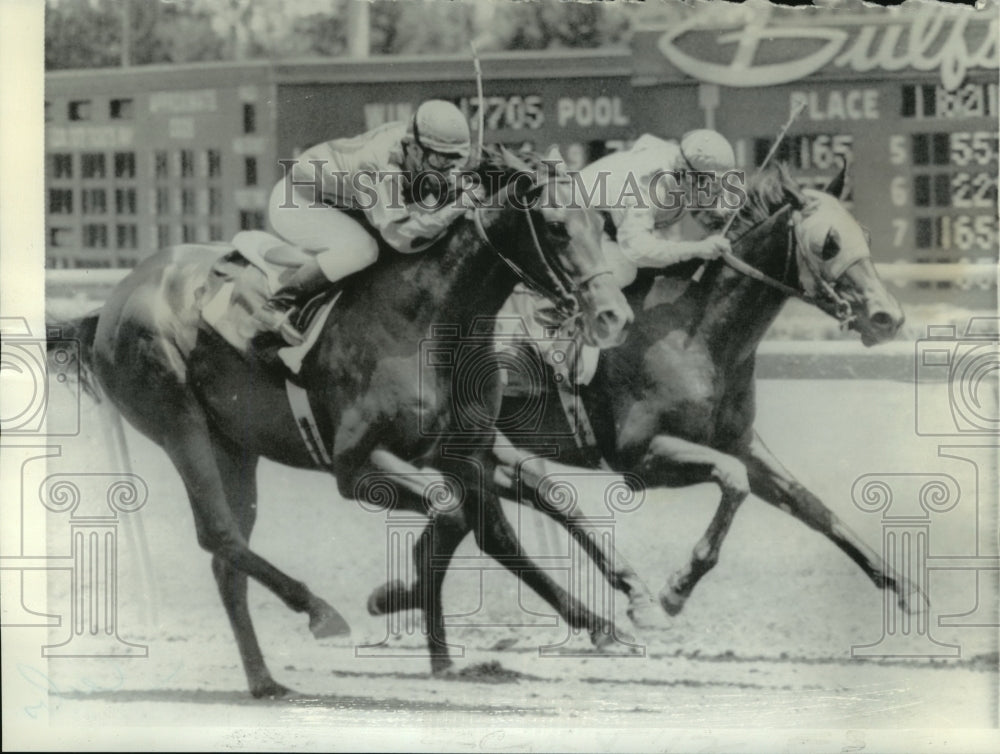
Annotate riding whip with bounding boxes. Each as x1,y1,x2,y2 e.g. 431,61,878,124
718,98,807,239
470,42,485,162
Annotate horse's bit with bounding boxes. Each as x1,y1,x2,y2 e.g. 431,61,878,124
727,205,860,327
472,180,611,324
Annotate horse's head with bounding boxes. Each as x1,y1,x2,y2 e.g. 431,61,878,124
482,147,632,348
784,161,905,345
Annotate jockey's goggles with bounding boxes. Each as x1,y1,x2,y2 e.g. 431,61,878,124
411,118,467,171
423,149,464,171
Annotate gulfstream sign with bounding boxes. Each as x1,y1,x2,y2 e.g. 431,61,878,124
650,5,997,91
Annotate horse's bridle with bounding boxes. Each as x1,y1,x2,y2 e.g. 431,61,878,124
472,178,612,321
727,204,863,327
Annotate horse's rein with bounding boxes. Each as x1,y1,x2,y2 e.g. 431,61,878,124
473,179,602,319
726,204,858,326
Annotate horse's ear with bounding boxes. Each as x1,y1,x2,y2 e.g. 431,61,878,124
544,145,568,175
824,156,849,200
500,145,530,174
778,162,808,209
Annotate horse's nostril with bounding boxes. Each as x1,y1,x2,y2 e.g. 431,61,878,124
597,309,621,331
871,311,895,330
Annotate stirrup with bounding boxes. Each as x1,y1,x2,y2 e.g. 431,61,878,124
256,304,305,346
276,318,305,347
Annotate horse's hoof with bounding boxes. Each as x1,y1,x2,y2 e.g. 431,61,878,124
628,598,670,630
366,579,410,616
430,656,455,676
250,679,294,699
309,600,351,638
658,587,687,617
589,624,638,653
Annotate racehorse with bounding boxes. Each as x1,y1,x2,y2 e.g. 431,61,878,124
368,160,926,634
48,148,633,697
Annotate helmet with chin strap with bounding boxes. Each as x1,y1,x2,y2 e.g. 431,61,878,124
407,99,471,159
679,129,736,173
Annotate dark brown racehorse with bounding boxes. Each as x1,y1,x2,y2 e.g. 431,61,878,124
48,149,633,697
369,161,926,634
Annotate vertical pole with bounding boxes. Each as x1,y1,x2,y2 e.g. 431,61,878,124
348,0,370,59
121,0,132,68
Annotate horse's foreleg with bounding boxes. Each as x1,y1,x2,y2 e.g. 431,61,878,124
469,481,631,652
364,450,470,674
635,435,750,616
744,432,928,615
492,448,663,631
365,513,470,675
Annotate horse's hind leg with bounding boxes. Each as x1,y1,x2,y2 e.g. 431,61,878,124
744,432,928,615
208,433,290,698
161,409,349,692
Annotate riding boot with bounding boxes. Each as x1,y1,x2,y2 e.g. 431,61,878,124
256,257,331,346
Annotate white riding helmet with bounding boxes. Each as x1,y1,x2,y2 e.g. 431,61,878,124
408,99,471,159
679,129,736,173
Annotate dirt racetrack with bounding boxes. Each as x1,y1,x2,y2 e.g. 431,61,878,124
6,377,998,750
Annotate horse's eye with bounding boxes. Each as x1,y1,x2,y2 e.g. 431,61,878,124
819,230,840,261
547,221,569,238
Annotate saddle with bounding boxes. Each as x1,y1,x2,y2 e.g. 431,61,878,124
200,231,340,373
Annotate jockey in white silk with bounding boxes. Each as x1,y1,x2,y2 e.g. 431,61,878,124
497,128,738,385
261,99,473,345
582,128,737,288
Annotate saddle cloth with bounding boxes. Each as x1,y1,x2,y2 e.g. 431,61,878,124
200,230,339,374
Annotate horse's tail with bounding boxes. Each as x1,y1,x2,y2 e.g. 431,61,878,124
47,311,103,402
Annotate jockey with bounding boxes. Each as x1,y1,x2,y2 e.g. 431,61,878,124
581,128,737,288
498,129,738,385
260,99,473,344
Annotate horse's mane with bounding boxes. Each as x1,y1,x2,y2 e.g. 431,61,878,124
729,163,800,237
474,145,552,196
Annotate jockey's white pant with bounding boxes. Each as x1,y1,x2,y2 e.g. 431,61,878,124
268,179,379,283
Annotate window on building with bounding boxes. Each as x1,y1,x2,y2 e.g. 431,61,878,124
45,101,52,122
154,151,169,178
209,224,224,241
181,223,198,243
115,187,136,215
180,149,195,178
207,149,222,178
82,223,108,248
51,153,73,179
157,224,170,248
155,186,170,214
49,227,75,247
116,224,138,249
49,153,73,178
68,100,92,121
240,210,265,230
81,152,106,179
242,103,256,134
48,188,73,214
114,152,136,179
181,188,196,215
208,187,222,216
244,157,257,186
110,98,134,120
82,188,107,214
